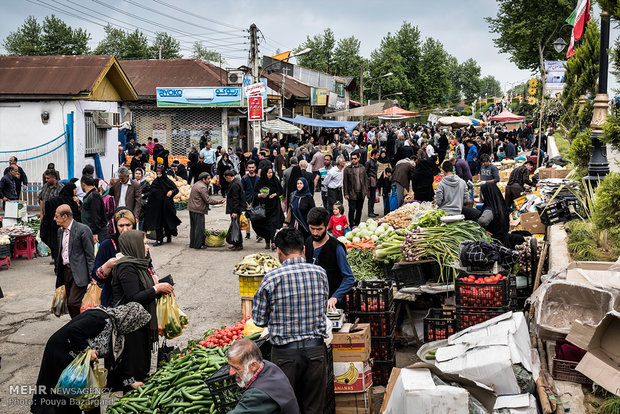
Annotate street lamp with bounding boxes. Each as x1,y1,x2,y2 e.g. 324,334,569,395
259,47,312,77
552,37,568,53
363,72,393,103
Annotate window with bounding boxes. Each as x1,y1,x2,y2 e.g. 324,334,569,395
84,112,106,155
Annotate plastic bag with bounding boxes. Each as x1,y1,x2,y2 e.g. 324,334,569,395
93,242,100,257
156,294,183,339
239,213,249,231
55,350,105,409
80,283,101,313
243,318,264,337
226,217,242,246
37,241,49,257
51,286,68,317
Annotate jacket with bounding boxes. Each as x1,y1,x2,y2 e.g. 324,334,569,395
0,173,17,200
81,189,108,236
435,175,468,216
241,174,261,204
391,160,415,190
188,180,219,214
343,164,368,200
226,178,246,214
110,179,142,219
55,220,95,288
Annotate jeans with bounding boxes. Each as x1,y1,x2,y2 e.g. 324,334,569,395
394,182,405,208
272,344,326,414
348,193,364,227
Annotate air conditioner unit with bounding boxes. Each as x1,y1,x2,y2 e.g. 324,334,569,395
93,111,120,128
227,70,244,85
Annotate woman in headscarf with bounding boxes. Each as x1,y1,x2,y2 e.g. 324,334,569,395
217,153,234,197
287,177,315,240
286,165,303,206
252,167,284,250
31,302,151,413
143,169,181,246
476,181,510,243
413,158,436,202
133,168,150,230
92,208,140,307
41,182,81,263
228,147,240,174
235,147,246,177
111,230,173,390
250,147,260,164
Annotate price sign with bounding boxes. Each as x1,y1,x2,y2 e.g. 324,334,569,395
248,96,263,121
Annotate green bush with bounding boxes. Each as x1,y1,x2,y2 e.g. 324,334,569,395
602,112,620,151
452,111,460,116
593,172,620,231
461,108,472,116
568,128,592,169
566,220,599,260
567,124,579,142
578,100,594,127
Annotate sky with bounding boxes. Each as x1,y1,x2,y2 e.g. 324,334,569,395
1,0,618,94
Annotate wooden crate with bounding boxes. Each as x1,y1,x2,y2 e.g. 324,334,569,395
241,295,253,319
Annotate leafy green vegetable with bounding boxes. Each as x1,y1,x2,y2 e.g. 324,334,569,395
347,248,382,281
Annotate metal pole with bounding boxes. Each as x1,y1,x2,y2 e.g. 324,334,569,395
249,23,261,149
586,11,611,186
378,84,381,101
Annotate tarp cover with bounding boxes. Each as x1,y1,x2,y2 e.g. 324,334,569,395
488,109,525,122
261,119,302,134
278,115,359,134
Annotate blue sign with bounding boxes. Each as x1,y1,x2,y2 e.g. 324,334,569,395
156,87,243,107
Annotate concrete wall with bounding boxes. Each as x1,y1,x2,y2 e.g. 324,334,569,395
0,100,120,182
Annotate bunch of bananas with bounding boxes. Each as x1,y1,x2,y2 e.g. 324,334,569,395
335,363,359,384
233,253,281,275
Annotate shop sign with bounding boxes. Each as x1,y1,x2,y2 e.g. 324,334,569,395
248,96,263,121
311,88,328,106
156,87,242,107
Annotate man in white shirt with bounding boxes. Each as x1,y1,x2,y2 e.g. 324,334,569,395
200,142,217,174
323,156,345,214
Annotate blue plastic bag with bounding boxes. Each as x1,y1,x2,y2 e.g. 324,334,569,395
37,241,49,257
388,186,398,211
55,350,105,409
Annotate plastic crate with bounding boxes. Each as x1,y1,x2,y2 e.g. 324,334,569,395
0,245,10,258
455,270,517,309
372,358,395,386
370,333,396,360
537,199,581,226
174,201,187,211
238,275,264,296
342,289,360,313
381,261,396,280
390,260,441,287
204,365,243,414
551,358,593,385
357,280,394,312
455,307,507,331
348,306,396,337
423,308,456,342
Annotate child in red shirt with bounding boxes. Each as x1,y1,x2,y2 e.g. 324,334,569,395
328,203,349,238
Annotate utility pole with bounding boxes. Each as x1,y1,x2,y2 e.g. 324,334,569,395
158,44,163,60
249,23,261,149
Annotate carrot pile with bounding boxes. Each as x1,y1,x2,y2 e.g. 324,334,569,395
345,238,376,250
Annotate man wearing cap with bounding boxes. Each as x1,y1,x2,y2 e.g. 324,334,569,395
188,172,224,249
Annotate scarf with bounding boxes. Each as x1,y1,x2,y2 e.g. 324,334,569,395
91,302,151,365
256,168,281,196
480,181,509,240
291,177,311,232
115,230,158,344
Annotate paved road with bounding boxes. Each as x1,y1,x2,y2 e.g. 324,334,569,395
608,144,620,173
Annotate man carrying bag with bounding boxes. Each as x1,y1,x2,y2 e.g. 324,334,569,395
224,170,245,251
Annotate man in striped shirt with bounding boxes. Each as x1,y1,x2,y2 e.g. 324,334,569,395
252,228,328,414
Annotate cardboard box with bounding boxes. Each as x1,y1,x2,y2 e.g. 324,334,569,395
520,212,545,234
334,361,373,393
4,201,26,219
436,312,534,395
538,168,570,180
493,394,537,413
335,388,373,414
332,323,371,362
380,364,496,414
560,261,620,291
499,169,512,182
566,311,620,396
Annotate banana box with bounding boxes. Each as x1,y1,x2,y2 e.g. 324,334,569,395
334,361,373,393
332,323,371,362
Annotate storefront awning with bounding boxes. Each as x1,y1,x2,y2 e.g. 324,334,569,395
278,115,359,134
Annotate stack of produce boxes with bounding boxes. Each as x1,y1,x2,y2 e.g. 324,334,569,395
454,269,517,331
331,322,373,413
347,281,396,386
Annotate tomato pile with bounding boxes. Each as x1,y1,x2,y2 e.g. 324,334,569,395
457,309,501,330
426,325,454,341
199,316,251,348
370,339,394,360
360,298,389,312
457,273,508,308
351,312,394,336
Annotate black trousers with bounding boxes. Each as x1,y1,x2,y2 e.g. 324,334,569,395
272,344,326,414
189,211,205,248
348,193,364,227
327,187,343,211
368,187,376,214
504,183,524,209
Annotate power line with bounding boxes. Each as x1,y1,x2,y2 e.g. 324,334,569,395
150,0,245,32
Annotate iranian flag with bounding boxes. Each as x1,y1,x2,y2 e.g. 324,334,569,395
566,0,591,58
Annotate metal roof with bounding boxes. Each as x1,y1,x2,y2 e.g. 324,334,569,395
264,72,311,100
0,55,136,99
120,59,229,98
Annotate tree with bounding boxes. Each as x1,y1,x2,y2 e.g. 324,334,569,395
94,25,149,59
192,42,223,64
486,0,573,73
368,33,412,105
446,55,462,105
418,37,452,107
459,58,483,101
480,75,503,98
332,36,362,78
394,22,422,106
560,20,599,128
3,15,90,56
150,32,181,59
295,28,336,73
507,82,528,97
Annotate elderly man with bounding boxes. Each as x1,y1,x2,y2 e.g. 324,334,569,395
0,165,19,204
54,204,94,318
3,156,28,200
110,166,142,219
228,339,299,414
188,172,224,249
